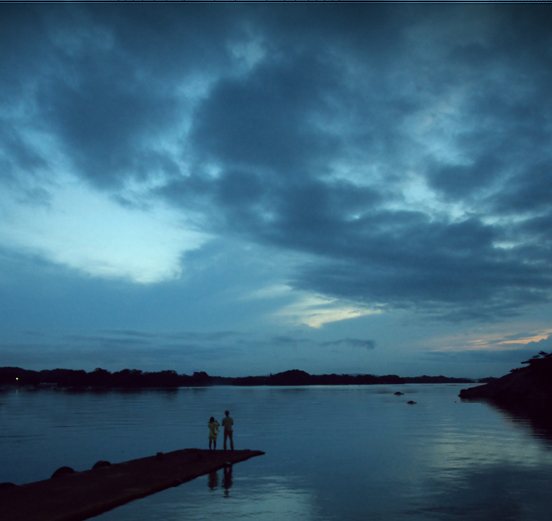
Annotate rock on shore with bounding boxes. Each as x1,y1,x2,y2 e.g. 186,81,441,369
459,352,552,402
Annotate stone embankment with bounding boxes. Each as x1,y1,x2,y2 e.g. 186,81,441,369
1,448,264,521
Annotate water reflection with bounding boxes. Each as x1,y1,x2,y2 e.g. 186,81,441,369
207,471,219,490
207,465,234,497
490,400,552,447
95,472,321,521
223,464,233,496
406,463,552,520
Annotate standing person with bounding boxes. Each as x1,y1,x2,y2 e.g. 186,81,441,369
208,416,220,450
222,410,234,450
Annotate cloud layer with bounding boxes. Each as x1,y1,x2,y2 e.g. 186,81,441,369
2,5,552,376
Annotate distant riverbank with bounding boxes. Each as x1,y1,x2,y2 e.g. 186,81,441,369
0,367,474,389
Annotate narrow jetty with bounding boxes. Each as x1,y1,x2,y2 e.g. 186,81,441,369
1,449,264,521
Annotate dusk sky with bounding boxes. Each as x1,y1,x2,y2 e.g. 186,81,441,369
2,4,552,379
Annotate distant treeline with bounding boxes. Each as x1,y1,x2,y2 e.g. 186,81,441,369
0,367,474,389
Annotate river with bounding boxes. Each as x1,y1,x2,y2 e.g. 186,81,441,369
1,384,551,520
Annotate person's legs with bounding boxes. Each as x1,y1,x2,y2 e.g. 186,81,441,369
224,430,234,450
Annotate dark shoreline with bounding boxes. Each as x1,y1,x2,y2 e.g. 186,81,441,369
1,366,474,389
459,352,552,403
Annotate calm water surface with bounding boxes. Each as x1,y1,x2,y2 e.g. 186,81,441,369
1,384,551,520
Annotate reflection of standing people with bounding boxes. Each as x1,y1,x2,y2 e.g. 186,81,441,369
223,464,233,497
208,417,220,450
222,410,234,450
208,471,219,490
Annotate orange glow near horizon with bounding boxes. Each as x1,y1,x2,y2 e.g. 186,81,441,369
498,332,552,345
430,330,552,353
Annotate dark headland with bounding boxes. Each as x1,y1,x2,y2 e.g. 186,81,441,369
459,351,552,402
0,367,473,389
1,449,264,521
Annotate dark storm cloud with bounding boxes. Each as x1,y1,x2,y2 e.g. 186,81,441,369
322,339,376,350
0,6,48,98
268,335,376,353
424,9,552,207
41,75,182,188
427,156,503,201
65,334,151,347
290,215,552,320
518,212,552,246
177,5,552,320
4,4,552,322
102,330,157,338
0,4,240,190
491,162,552,215
190,53,342,172
0,126,48,185
271,336,309,346
0,7,51,188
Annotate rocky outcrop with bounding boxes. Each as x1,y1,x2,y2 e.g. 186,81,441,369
50,467,75,479
92,460,111,470
460,352,552,402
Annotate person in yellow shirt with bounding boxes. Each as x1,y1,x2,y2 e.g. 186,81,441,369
208,417,220,450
